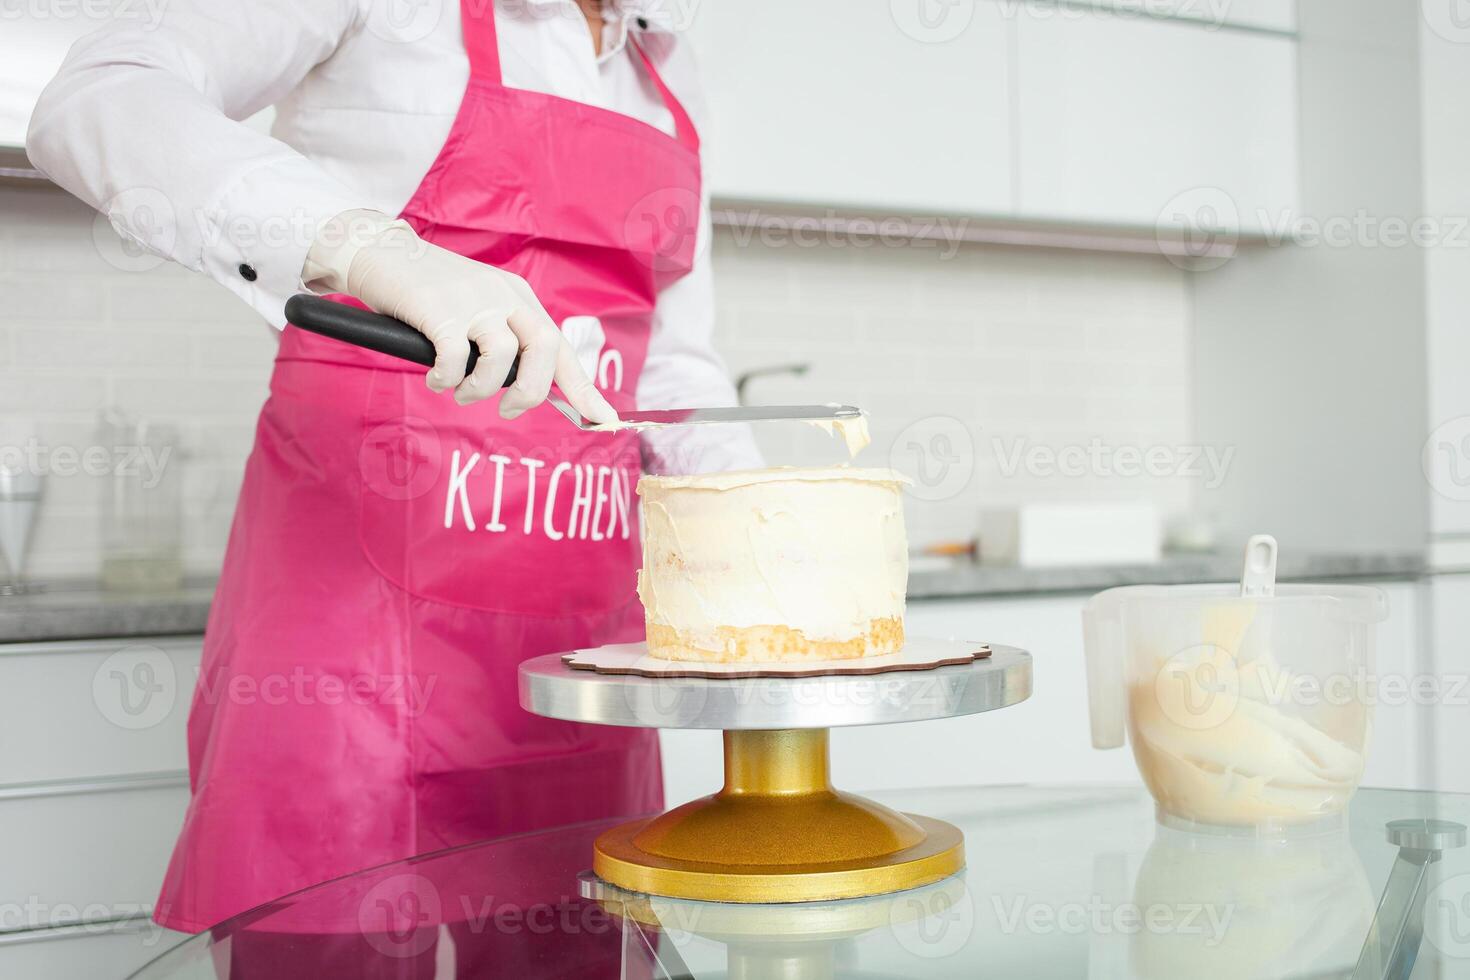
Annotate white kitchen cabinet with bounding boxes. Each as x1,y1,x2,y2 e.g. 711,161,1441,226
0,920,189,980
1426,574,1470,794
0,17,95,147
841,593,1142,791
1013,5,1300,231
1419,20,1470,548
0,636,201,787
687,0,1013,215
690,0,1298,233
0,776,189,929
1358,581,1430,791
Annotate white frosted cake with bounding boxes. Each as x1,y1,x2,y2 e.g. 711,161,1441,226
636,467,909,662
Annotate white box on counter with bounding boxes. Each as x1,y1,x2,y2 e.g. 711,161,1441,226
979,502,1162,567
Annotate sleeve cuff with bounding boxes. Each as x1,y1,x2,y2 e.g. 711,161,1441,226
196,158,370,328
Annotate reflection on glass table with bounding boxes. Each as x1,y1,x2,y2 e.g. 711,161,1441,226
130,785,1470,980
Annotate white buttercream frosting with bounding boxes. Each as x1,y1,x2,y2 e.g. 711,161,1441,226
637,467,908,649
806,410,872,458
1128,603,1367,825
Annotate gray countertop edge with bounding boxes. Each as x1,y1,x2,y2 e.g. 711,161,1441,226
0,551,1429,645
906,551,1428,600
0,585,216,645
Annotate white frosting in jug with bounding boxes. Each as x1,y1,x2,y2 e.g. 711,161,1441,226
1127,603,1366,825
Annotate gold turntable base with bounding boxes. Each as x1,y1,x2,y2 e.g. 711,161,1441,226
520,640,1032,904
593,729,964,903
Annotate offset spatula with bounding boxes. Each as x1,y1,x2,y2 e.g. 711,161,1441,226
285,295,862,430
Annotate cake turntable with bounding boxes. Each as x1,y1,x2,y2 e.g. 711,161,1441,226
519,638,1031,904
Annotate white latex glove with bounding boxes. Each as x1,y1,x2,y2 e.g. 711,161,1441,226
303,209,617,421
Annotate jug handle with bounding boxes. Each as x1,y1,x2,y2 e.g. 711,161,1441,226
1082,593,1127,749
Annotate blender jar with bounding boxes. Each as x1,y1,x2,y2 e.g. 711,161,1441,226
1083,582,1388,831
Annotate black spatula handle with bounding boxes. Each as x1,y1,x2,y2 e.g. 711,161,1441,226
284,294,518,387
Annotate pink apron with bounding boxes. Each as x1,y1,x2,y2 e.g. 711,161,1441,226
156,0,700,933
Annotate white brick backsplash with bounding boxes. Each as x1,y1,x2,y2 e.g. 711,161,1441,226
714,231,1195,544
0,282,109,322
0,371,111,415
189,328,278,374
0,187,272,580
1,186,1193,580
108,376,268,420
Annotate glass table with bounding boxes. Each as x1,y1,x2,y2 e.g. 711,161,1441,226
130,785,1470,979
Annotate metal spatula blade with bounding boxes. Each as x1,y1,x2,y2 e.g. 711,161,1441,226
544,397,861,431
286,295,862,430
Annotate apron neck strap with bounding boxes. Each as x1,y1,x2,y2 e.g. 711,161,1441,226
459,1,700,153
631,38,700,153
461,0,503,81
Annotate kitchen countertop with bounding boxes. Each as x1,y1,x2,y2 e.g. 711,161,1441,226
906,549,1427,600
0,550,1428,644
0,582,216,644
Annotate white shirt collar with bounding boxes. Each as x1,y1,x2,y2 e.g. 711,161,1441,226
509,0,674,64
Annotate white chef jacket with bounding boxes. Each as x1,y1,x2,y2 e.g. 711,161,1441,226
26,0,760,476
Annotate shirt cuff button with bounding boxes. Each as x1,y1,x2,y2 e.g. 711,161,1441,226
238,263,258,282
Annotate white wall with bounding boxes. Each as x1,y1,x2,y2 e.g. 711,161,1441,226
1189,0,1431,555
708,231,1195,549
1419,2,1470,559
